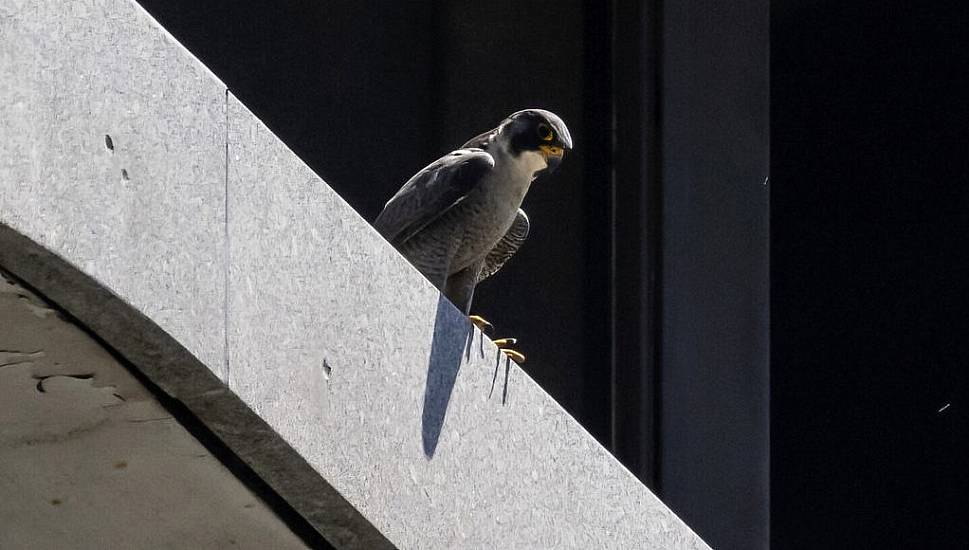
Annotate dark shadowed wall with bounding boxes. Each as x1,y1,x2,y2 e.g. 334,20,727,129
773,1,969,548
661,1,769,547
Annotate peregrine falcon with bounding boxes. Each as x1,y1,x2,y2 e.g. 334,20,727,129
374,109,572,363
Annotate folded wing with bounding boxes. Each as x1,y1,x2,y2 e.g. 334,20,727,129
374,149,495,246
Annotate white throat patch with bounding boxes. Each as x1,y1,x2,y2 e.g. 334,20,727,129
491,132,548,184
516,150,549,182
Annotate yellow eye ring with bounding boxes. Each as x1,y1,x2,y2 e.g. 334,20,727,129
537,123,554,141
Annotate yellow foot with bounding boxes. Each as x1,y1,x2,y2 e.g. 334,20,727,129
491,337,517,348
468,315,493,334
501,349,526,364
494,339,525,362
494,339,526,362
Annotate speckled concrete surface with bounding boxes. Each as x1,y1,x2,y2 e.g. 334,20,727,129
0,270,308,550
0,1,711,548
227,96,710,549
0,0,227,376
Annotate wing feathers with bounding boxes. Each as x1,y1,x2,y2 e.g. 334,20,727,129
373,149,494,245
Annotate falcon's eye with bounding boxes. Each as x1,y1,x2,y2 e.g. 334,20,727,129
537,123,554,141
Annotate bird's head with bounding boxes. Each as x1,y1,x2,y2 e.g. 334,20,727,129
498,109,573,177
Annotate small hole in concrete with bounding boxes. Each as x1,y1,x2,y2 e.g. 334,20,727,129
121,168,129,181
114,460,127,470
104,134,114,151
50,499,62,506
322,359,332,380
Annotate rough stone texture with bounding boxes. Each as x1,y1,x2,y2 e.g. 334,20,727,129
0,1,711,548
0,0,227,376
0,271,308,550
227,96,710,549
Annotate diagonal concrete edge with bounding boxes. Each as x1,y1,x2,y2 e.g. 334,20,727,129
0,1,711,548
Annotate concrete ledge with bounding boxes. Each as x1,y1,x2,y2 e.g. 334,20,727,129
1,1,710,548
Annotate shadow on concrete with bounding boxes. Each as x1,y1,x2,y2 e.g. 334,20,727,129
421,294,474,458
489,349,512,405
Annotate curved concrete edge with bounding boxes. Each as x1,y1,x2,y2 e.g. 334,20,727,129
0,1,389,547
0,269,310,550
0,227,391,550
1,1,711,548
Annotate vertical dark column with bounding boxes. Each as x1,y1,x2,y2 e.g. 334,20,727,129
609,0,663,489
605,7,771,549
581,1,614,444
659,1,770,549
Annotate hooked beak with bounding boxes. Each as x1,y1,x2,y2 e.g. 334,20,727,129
539,144,566,174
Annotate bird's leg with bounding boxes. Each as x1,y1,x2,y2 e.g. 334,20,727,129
444,262,494,334
444,265,478,315
447,259,525,363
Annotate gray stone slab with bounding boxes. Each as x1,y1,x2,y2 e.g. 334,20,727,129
0,270,308,550
0,0,227,376
227,94,710,550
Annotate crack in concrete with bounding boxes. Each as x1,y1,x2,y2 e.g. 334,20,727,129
0,350,45,369
223,87,231,387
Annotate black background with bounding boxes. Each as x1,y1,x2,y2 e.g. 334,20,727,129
133,0,967,548
772,1,969,548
